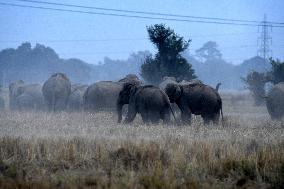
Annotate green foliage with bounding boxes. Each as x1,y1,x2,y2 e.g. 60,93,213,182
195,41,222,62
141,24,196,84
0,42,92,85
269,58,284,84
242,58,284,105
242,71,267,106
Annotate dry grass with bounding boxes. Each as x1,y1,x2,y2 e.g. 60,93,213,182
0,91,283,189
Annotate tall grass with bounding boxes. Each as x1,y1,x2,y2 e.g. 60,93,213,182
0,92,283,189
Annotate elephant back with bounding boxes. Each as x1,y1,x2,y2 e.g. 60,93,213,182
42,73,71,111
118,74,140,84
84,81,122,111
183,84,221,114
43,73,71,98
179,79,203,86
159,77,177,91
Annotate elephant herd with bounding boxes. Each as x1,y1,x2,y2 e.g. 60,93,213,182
1,72,284,124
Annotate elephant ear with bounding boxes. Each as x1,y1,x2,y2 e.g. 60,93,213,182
165,83,182,103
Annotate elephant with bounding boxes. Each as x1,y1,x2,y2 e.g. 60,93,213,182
83,74,141,111
117,83,175,124
178,79,203,86
118,74,141,83
67,84,88,111
265,82,284,120
159,76,177,91
9,80,24,110
15,84,45,111
42,73,71,111
165,83,223,125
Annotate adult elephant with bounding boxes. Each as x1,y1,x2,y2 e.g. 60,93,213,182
265,82,284,120
165,83,223,124
9,80,24,110
16,84,45,111
67,84,88,111
117,83,174,124
159,76,177,91
42,73,71,111
83,74,141,111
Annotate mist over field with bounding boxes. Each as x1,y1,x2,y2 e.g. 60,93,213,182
0,0,284,188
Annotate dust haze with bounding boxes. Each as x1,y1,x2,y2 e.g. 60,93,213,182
0,0,284,188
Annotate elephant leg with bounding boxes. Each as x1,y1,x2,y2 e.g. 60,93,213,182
149,111,160,124
141,112,150,125
181,112,191,125
177,103,191,125
161,109,171,124
213,112,220,125
202,114,212,125
124,103,137,124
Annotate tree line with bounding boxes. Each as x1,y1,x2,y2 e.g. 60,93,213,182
0,23,277,91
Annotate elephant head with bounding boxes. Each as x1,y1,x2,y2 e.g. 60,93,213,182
9,80,24,97
164,83,182,103
118,74,141,85
116,83,138,123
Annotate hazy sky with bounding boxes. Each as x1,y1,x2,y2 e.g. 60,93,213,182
0,0,284,65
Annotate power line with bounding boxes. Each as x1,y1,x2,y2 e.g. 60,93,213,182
0,32,261,43
0,38,147,43
14,0,284,25
1,2,284,27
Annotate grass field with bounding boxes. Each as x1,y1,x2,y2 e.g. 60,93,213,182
0,91,283,189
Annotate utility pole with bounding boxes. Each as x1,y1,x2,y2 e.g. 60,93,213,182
257,14,272,61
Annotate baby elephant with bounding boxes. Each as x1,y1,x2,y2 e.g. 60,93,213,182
117,83,174,124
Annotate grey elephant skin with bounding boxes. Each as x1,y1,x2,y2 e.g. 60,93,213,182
179,79,203,86
67,84,88,111
117,83,173,124
159,77,178,91
42,73,71,111
9,81,44,111
16,84,44,111
83,74,140,111
9,80,25,110
266,82,284,120
165,83,223,124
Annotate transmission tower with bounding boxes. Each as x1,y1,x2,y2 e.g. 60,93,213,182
257,14,272,60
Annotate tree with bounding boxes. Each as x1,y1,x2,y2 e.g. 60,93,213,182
195,41,222,62
269,58,284,84
141,24,196,84
242,71,267,106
